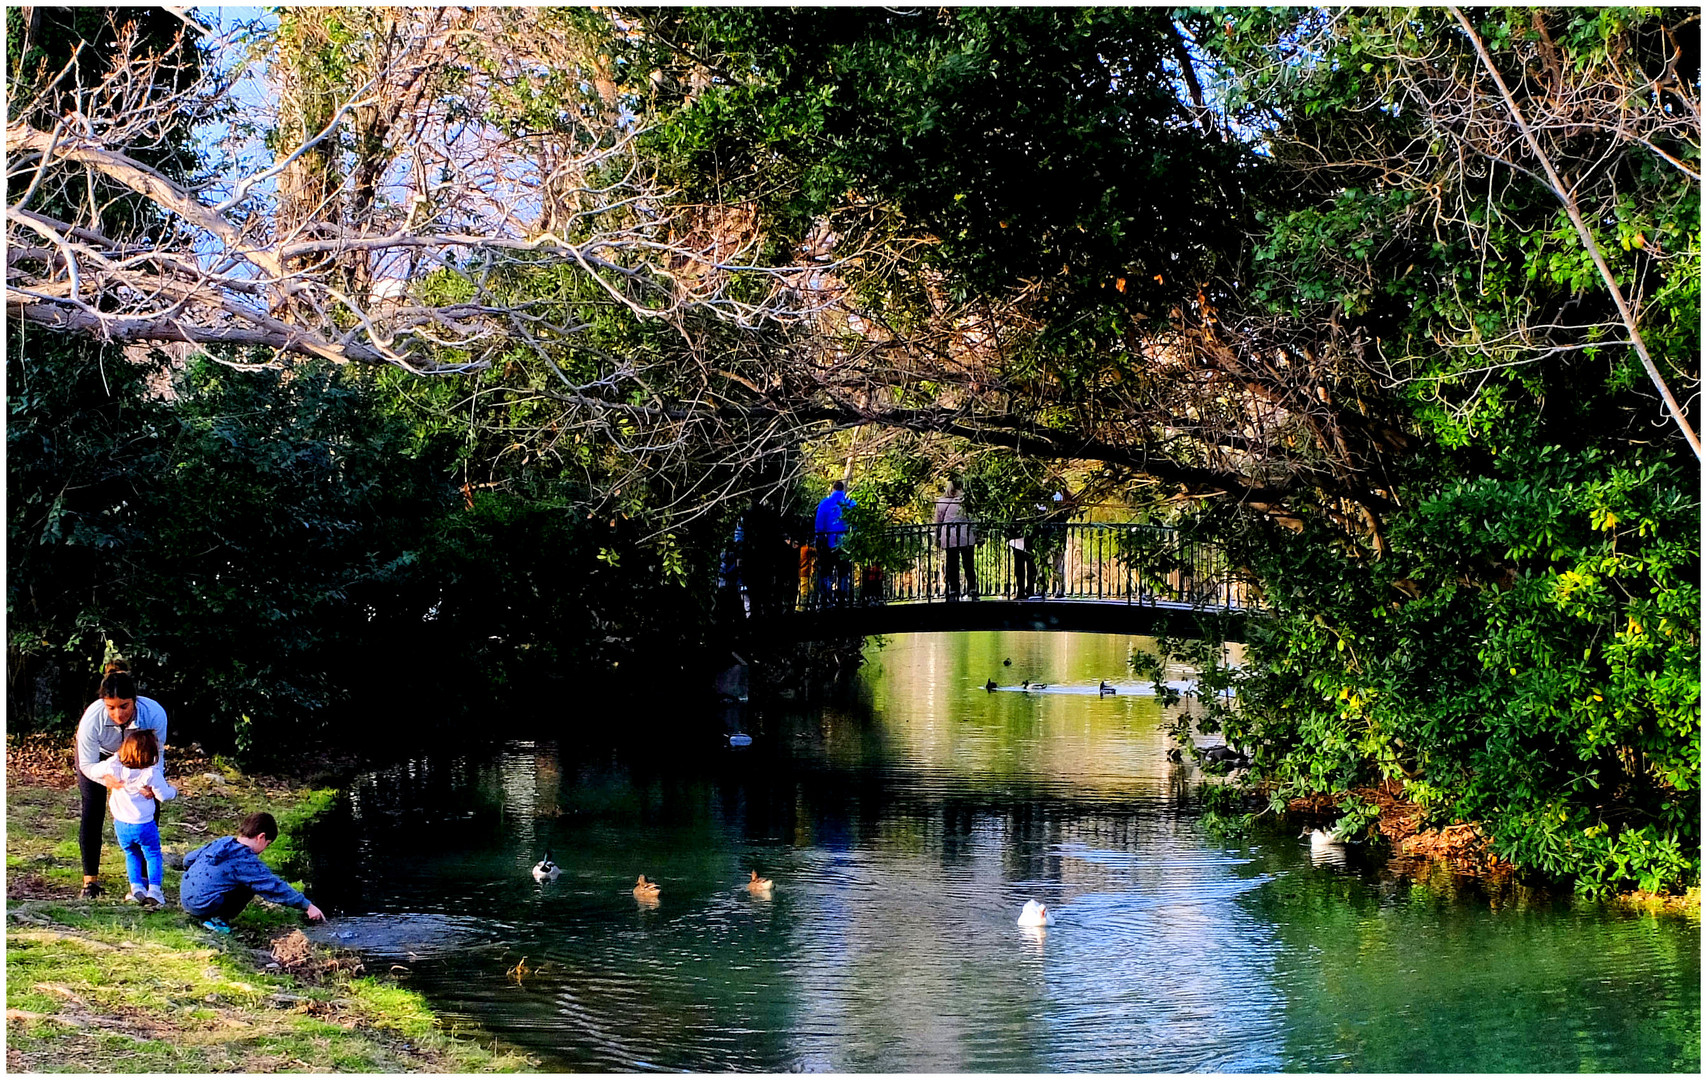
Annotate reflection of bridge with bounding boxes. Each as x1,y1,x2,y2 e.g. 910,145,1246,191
782,522,1259,640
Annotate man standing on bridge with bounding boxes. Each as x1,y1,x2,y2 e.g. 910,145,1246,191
814,480,855,605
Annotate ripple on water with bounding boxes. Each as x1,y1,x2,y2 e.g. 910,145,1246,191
302,912,506,957
314,632,1698,1073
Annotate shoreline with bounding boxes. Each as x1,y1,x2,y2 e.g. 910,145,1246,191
1285,780,1701,915
10,731,1694,1071
4,733,537,1073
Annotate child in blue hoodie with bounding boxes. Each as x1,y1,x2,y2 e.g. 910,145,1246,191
180,811,325,932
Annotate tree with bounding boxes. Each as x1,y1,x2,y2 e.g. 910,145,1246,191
1188,6,1701,893
626,6,1448,543
6,9,767,754
6,9,814,368
7,7,203,723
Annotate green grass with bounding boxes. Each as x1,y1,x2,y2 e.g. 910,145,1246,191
7,744,537,1073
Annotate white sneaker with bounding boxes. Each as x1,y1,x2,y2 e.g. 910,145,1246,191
145,885,167,907
126,885,145,904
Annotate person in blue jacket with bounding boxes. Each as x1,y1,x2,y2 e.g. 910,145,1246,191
813,480,856,604
180,811,325,932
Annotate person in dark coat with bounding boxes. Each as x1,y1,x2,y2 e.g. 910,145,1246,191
180,811,325,932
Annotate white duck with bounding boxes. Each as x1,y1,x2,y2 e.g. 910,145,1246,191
1017,900,1056,927
531,850,561,881
1302,827,1345,847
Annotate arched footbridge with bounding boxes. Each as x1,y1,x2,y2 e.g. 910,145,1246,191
773,522,1261,641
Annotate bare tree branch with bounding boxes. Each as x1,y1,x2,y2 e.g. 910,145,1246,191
1447,5,1700,459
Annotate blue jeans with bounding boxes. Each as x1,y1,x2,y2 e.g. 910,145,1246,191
183,888,253,923
114,819,163,888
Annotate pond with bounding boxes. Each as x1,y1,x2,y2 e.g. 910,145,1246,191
303,631,1699,1072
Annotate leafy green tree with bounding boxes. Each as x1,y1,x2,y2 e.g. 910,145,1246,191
1182,6,1701,893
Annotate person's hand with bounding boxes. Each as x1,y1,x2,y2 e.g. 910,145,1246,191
101,774,125,790
304,903,326,922
138,785,156,799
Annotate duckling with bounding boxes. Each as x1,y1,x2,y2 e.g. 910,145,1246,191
747,870,774,895
633,874,661,900
531,850,560,881
1099,680,1117,695
1017,900,1055,927
984,679,998,692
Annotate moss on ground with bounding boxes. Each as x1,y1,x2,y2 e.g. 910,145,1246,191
6,734,536,1073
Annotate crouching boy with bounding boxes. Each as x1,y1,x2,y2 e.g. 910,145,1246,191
181,811,325,933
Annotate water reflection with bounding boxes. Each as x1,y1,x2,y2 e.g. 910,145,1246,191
1306,844,1349,870
306,632,1699,1073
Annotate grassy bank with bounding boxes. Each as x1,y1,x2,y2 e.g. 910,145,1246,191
5,734,536,1073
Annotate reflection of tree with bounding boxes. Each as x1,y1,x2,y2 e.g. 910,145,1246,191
863,632,1223,795
1260,876,1700,1071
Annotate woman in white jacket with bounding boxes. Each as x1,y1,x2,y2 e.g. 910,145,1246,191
83,728,176,906
73,663,169,899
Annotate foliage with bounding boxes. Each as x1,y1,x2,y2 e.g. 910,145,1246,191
1121,7,1702,894
7,337,745,759
638,7,1258,309
1202,439,1699,894
7,333,175,722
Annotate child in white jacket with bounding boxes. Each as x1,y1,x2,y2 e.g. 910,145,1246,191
82,728,177,906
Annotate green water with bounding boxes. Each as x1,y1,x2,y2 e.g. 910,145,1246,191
307,631,1699,1072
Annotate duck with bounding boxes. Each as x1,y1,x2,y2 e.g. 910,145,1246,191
1021,680,1048,690
1003,658,1012,667
984,679,998,691
531,850,560,881
747,870,774,895
1202,744,1250,767
1099,680,1117,695
633,874,661,900
1017,900,1055,927
1302,826,1345,847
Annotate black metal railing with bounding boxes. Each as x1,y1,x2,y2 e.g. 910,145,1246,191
797,521,1259,613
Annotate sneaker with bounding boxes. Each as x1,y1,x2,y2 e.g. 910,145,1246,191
125,886,145,903
202,918,232,934
79,882,103,899
145,885,168,907
138,892,159,909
